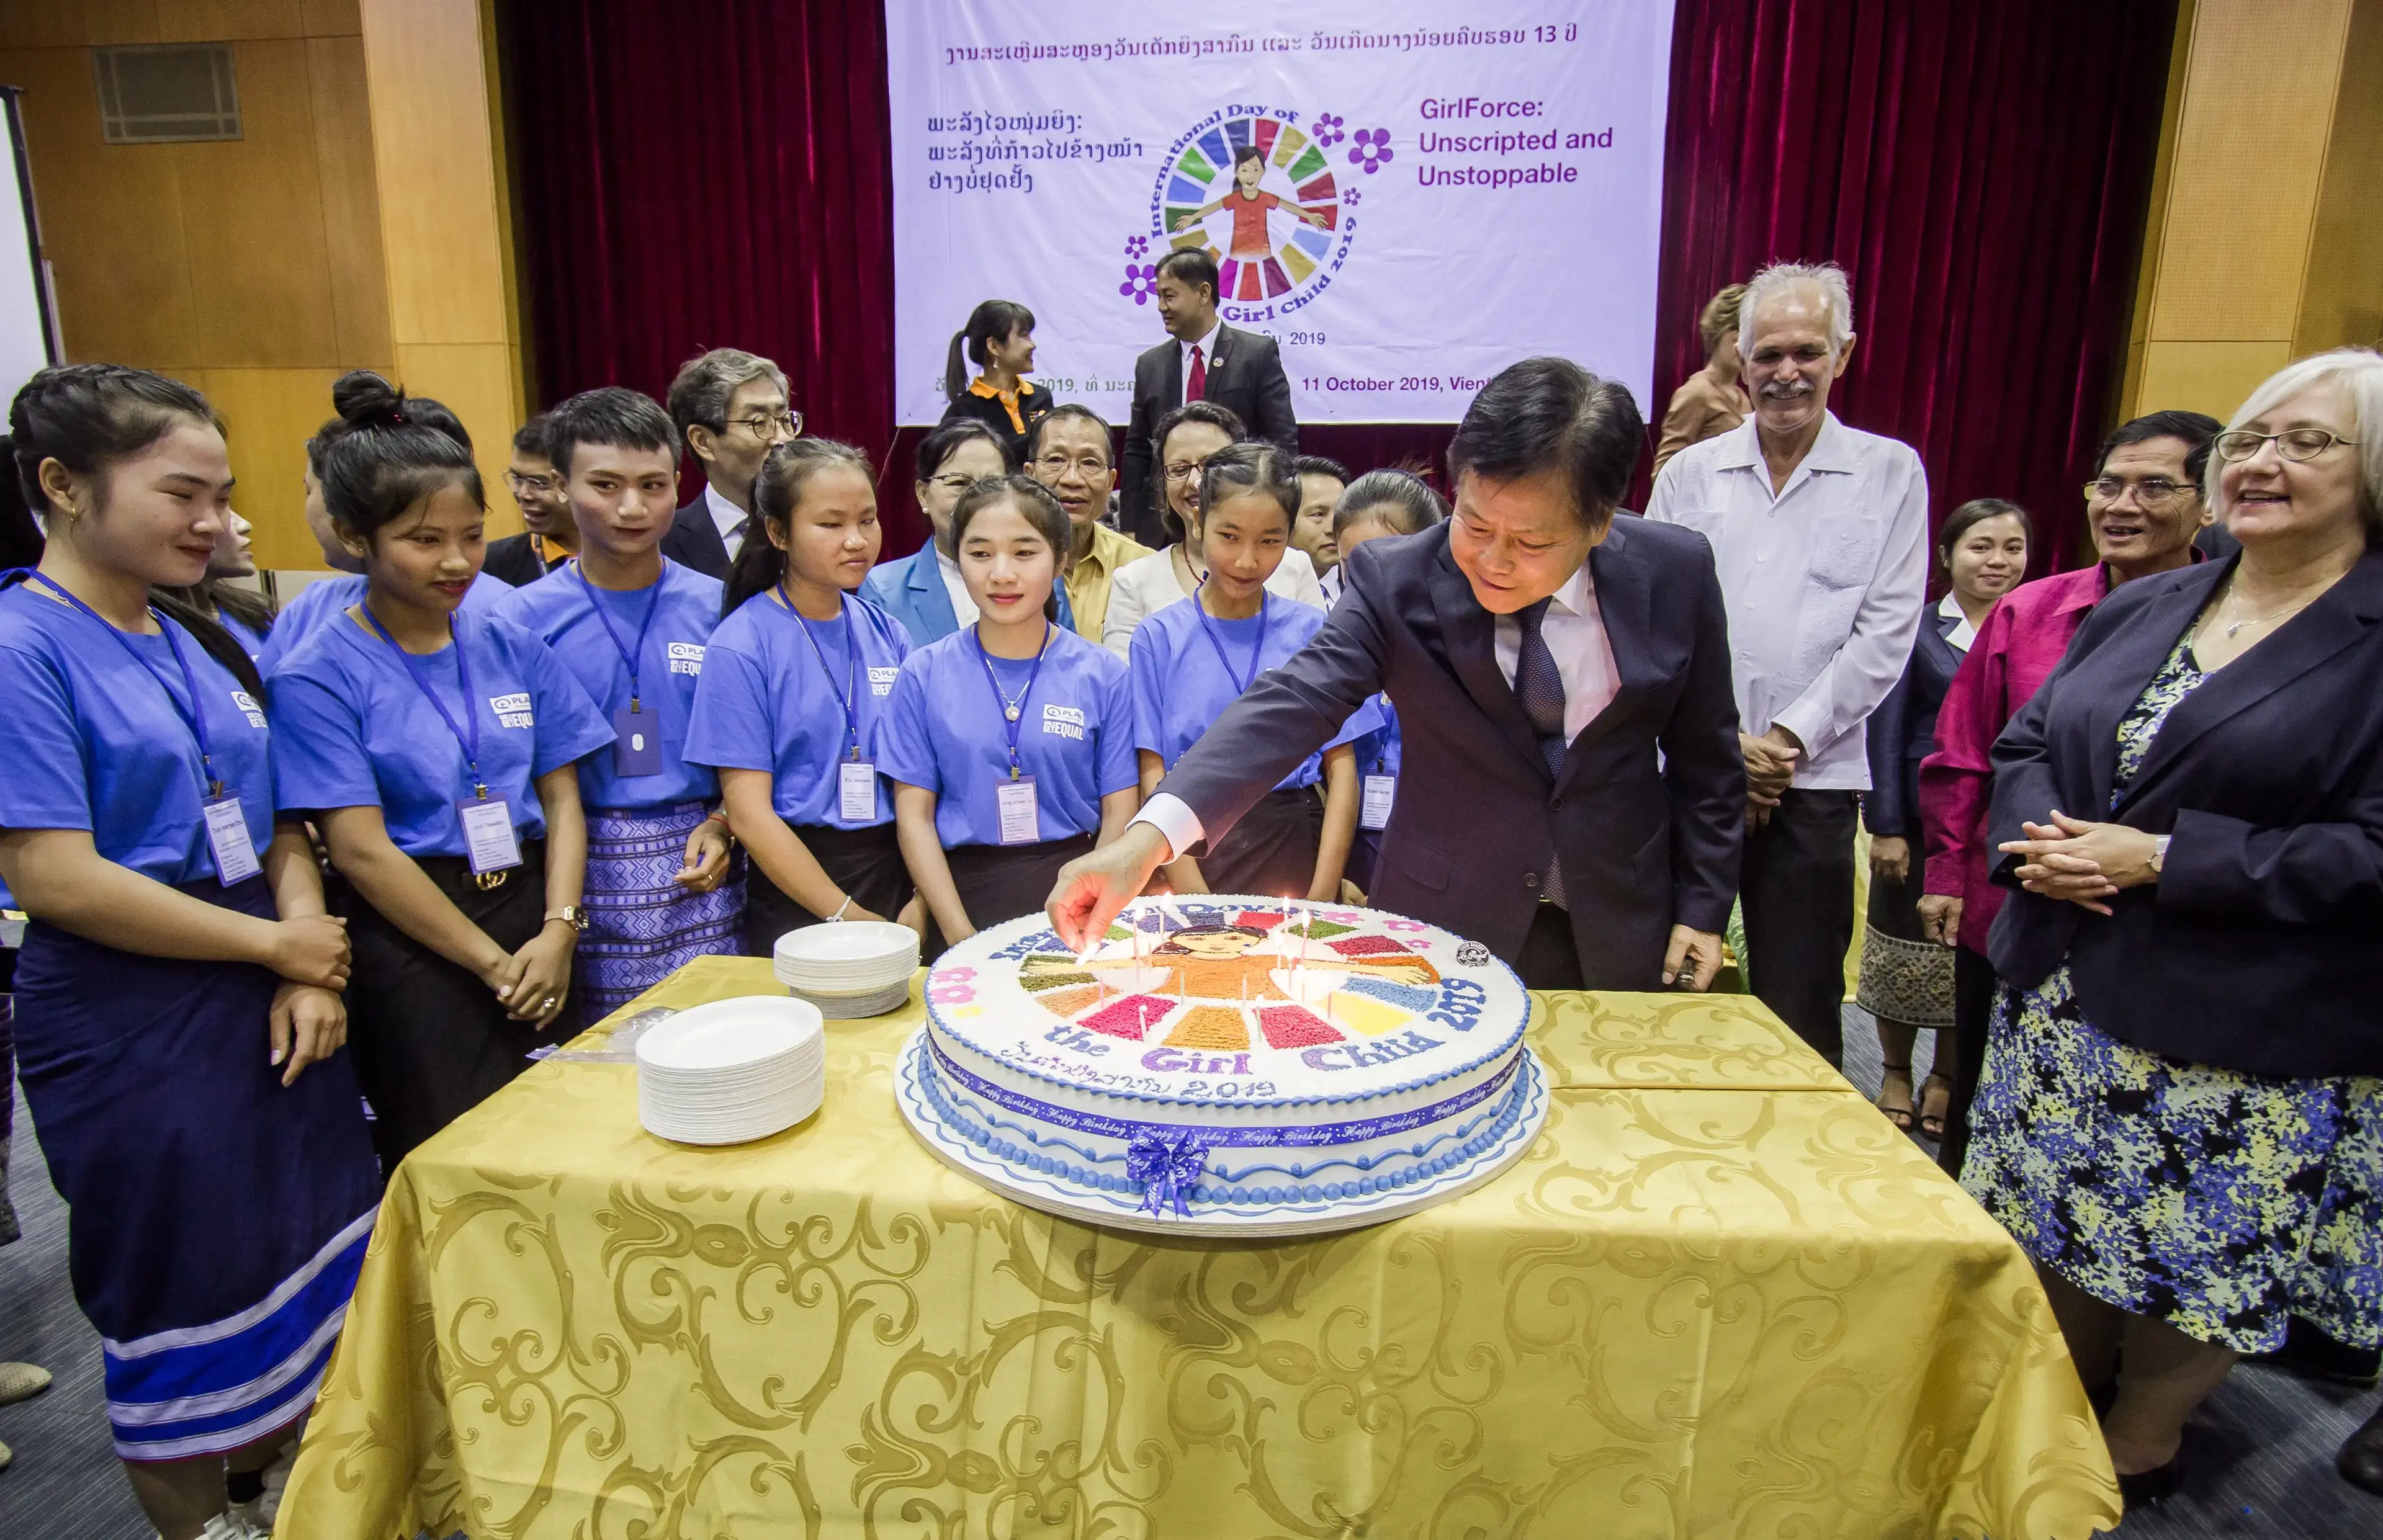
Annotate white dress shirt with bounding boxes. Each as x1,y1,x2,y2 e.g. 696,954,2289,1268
1179,322,1221,406
1940,591,1977,653
703,483,750,563
935,546,979,626
1100,545,1325,658
1645,410,1928,790
1133,557,1617,861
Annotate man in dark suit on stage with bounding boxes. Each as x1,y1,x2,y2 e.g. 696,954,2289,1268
659,346,798,578
1120,249,1298,547
1051,357,1744,991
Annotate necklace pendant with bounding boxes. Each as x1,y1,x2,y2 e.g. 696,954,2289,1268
1005,705,1021,722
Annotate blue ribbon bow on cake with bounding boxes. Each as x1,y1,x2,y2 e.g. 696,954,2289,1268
1125,1130,1211,1217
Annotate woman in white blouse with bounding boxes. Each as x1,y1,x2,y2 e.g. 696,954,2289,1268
1103,401,1324,656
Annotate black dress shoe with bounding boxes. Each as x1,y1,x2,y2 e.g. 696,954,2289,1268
2340,1402,2383,1496
2252,1316,2383,1386
2117,1452,2184,1510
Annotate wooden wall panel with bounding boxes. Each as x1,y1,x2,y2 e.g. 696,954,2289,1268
174,37,341,367
359,0,507,347
2295,0,2383,354
304,33,390,362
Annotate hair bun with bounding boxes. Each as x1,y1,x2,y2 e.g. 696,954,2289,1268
331,369,408,430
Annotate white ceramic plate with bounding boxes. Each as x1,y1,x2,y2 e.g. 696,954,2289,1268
636,996,822,1072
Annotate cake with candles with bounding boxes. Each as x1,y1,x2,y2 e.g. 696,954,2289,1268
895,896,1546,1237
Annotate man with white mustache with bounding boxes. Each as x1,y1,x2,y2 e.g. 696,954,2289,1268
1646,261,1927,1065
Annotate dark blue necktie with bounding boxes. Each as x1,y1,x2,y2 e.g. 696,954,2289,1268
1515,598,1568,908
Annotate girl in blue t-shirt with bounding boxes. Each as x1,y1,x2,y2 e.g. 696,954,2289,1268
685,438,919,953
1131,442,1378,900
1328,470,1447,895
267,372,612,1168
882,477,1140,953
0,365,379,1523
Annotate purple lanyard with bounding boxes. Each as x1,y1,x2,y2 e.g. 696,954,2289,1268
575,564,663,708
1193,581,1269,694
781,583,864,761
972,621,1052,781
361,606,490,798
29,574,227,797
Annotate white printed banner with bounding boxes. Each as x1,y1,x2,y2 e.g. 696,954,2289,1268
887,4,1677,424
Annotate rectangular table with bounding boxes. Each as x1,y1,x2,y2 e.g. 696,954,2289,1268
279,959,2120,1538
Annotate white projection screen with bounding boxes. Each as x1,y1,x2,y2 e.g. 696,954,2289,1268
0,88,57,414
887,3,1677,426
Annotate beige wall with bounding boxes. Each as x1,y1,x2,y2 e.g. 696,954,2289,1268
2125,0,2383,424
0,0,524,570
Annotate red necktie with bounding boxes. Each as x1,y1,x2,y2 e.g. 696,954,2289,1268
1186,346,1206,403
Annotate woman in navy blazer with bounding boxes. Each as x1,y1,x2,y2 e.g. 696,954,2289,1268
1858,499,2030,1136
1966,349,2383,1508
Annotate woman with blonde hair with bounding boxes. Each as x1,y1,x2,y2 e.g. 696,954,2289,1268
1650,281,1752,481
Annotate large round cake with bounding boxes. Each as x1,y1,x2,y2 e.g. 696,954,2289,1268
895,896,1546,1237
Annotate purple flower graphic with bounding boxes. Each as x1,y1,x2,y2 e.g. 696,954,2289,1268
1314,113,1346,148
1349,128,1394,174
1124,234,1150,259
1120,262,1158,304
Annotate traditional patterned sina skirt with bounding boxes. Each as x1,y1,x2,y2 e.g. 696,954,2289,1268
11,875,381,1458
579,800,747,1019
1963,964,2383,1353
1854,864,1954,1028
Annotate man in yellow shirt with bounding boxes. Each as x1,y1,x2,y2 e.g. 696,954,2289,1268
1029,404,1152,643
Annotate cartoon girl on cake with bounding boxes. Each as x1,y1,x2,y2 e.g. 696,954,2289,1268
1088,922,1439,1001
1170,145,1330,260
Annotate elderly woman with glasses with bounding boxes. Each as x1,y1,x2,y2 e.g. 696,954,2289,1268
1918,411,2220,1171
1960,349,2383,1513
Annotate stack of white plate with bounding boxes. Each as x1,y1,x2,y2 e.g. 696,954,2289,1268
636,996,824,1145
773,921,920,1018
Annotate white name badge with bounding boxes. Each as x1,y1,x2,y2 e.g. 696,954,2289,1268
459,796,524,875
1360,774,1396,831
203,794,262,885
838,759,879,823
995,776,1040,846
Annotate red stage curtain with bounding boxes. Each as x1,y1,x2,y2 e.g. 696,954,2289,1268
501,0,2173,571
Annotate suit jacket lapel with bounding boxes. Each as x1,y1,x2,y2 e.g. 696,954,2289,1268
2117,550,2383,809
1430,544,1545,777
910,548,957,635
1160,341,1182,410
1208,325,1232,387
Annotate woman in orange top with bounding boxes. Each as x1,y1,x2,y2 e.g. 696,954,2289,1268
940,299,1053,468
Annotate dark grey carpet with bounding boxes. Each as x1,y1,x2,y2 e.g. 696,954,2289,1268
0,1026,2374,1538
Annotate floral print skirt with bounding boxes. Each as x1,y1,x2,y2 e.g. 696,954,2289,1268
1962,963,2383,1353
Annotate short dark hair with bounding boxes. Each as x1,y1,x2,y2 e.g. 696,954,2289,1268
666,347,787,445
1936,497,2032,565
316,370,484,542
1446,357,1643,530
543,388,676,477
1155,247,1218,302
1293,455,1350,484
1334,469,1447,537
1196,441,1299,533
1026,403,1113,466
2095,410,2223,486
951,474,1071,623
511,414,552,460
1232,145,1265,170
915,417,1013,483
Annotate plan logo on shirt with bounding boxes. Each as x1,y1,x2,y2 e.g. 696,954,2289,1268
1041,704,1086,741
229,689,266,730
667,642,705,676
489,692,535,729
868,666,900,697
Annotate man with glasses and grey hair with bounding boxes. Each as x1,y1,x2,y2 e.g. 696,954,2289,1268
1646,259,1929,1066
660,346,801,578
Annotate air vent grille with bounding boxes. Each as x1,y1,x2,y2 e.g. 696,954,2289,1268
92,45,241,145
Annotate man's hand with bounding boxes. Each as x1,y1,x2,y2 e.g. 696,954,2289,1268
1869,835,1911,885
1740,727,1802,824
1661,926,1725,990
1916,893,1963,946
1049,823,1172,951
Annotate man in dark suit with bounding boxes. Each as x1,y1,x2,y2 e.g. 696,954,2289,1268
483,414,578,587
1120,249,1298,547
1050,358,1743,991
658,347,798,578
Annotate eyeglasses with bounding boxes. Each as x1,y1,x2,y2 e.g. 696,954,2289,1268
2083,477,2192,506
928,473,980,494
728,410,802,441
1034,453,1109,478
2213,428,2359,463
506,471,559,493
1164,460,1206,483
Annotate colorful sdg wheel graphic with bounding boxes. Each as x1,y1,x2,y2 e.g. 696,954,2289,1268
1159,112,1342,304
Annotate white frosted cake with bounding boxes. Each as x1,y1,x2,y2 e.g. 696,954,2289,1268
895,897,1546,1237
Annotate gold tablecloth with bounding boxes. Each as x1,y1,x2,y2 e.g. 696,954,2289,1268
278,960,2119,1539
